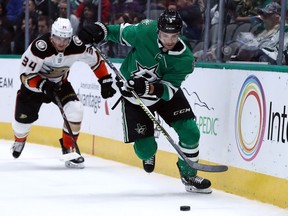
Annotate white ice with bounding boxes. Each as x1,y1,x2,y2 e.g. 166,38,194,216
0,139,287,216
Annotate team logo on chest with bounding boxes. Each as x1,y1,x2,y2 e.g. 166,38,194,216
132,62,160,82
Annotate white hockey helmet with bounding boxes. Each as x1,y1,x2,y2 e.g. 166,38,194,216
51,17,73,38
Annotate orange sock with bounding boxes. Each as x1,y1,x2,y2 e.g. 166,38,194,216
62,131,79,150
14,135,27,142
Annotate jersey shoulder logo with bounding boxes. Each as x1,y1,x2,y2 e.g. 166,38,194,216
73,35,83,46
35,40,47,51
141,19,153,26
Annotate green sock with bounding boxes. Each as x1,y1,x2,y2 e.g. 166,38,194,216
177,158,197,177
134,136,157,160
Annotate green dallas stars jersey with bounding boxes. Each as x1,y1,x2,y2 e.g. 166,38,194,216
106,19,195,106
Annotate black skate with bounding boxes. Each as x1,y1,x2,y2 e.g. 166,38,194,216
59,138,85,169
177,162,212,194
11,140,26,159
142,155,155,173
180,175,212,194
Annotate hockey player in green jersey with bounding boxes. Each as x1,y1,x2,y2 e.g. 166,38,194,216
79,10,212,193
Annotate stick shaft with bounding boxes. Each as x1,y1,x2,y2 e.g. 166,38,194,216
54,94,81,155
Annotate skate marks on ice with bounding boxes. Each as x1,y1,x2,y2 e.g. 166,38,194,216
0,140,287,216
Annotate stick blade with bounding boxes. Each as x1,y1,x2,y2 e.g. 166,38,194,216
59,152,81,162
186,159,228,172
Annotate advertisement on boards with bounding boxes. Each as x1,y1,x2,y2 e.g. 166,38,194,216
1,58,288,179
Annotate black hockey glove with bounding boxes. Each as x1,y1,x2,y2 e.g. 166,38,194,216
78,21,108,44
98,74,116,99
127,77,150,96
39,79,61,99
116,78,132,97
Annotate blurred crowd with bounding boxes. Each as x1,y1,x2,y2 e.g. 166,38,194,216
0,0,287,64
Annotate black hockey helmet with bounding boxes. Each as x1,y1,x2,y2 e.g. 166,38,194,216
158,10,182,33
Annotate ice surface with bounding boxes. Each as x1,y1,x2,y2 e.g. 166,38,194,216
0,140,287,216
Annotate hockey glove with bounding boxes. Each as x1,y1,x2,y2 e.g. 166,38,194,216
98,74,116,99
127,77,150,96
39,79,61,99
116,78,133,97
78,22,108,44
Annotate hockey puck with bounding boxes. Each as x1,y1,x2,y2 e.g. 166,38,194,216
180,205,190,211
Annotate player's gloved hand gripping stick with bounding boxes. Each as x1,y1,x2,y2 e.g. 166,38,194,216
93,44,228,173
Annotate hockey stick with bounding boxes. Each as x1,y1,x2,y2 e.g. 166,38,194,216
94,44,228,172
54,93,82,161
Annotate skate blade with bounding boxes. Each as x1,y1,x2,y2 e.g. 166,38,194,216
59,152,81,162
185,185,212,194
65,161,85,169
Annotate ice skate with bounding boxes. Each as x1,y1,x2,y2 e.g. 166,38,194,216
177,162,212,194
11,140,26,159
59,138,85,169
180,175,212,194
142,155,155,173
64,155,85,169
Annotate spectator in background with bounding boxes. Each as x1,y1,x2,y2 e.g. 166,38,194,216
143,0,166,20
101,11,146,58
131,12,146,24
104,12,133,58
22,0,37,17
211,0,265,25
34,0,58,20
57,0,79,34
192,1,283,63
232,2,281,64
228,0,263,23
177,0,204,40
17,0,38,28
113,12,132,24
282,2,288,64
231,0,256,21
167,0,177,10
5,0,23,26
13,16,38,54
111,0,145,18
37,15,51,36
75,0,111,23
70,0,81,13
76,1,98,34
13,0,39,51
0,1,7,18
177,0,205,13
0,0,15,54
0,15,14,54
